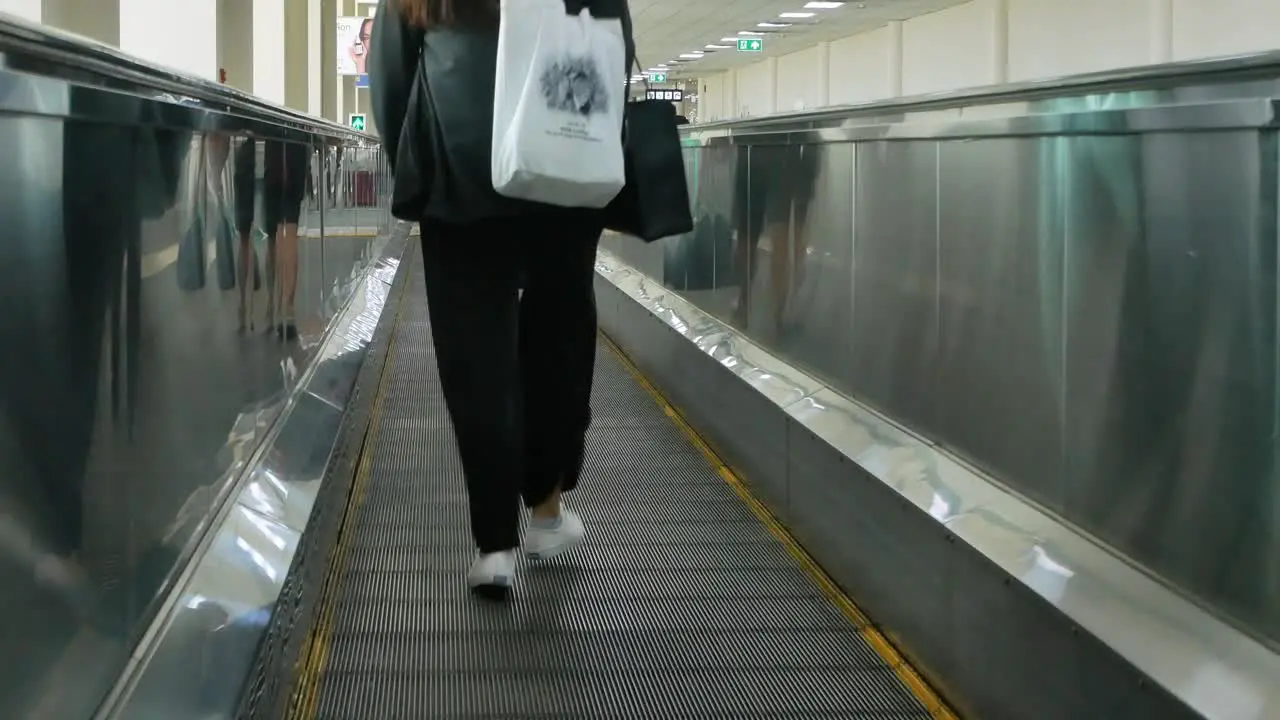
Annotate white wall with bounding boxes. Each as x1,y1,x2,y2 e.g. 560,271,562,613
0,0,42,22
699,0,1280,121
776,44,824,112
121,0,218,79
3,0,329,113
829,26,893,105
219,0,254,92
43,0,119,46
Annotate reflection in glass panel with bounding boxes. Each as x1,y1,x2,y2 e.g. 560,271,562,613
0,91,391,715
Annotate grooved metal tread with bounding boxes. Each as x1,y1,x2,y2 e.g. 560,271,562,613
314,249,931,719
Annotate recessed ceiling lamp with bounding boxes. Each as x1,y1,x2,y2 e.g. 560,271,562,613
757,22,791,28
705,44,731,49
779,12,815,18
679,52,703,59
804,1,845,7
738,30,764,35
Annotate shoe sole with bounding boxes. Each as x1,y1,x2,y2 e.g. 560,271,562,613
469,583,511,602
525,534,585,562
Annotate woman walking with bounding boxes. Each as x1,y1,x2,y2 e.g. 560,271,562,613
368,0,635,600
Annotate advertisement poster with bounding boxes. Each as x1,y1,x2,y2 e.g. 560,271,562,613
337,15,375,76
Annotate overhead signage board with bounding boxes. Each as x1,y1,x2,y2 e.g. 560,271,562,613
349,113,367,131
646,89,684,102
648,72,668,83
338,16,375,75
737,37,763,52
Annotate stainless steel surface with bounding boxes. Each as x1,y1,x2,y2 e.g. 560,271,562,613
595,248,1280,719
313,248,931,719
597,55,1280,718
109,231,409,719
624,83,1280,652
0,18,397,718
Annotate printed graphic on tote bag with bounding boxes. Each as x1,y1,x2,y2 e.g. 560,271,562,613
539,56,609,117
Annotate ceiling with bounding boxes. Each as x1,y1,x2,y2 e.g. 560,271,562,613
629,0,967,79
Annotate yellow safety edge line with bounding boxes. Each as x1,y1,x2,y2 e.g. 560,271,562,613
286,287,405,720
600,333,961,720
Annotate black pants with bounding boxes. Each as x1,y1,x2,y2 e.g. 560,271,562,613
420,212,603,554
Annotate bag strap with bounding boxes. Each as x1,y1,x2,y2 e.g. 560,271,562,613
624,58,648,102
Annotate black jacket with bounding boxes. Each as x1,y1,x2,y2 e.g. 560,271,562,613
369,0,635,223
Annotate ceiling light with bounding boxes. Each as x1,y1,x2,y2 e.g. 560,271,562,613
758,22,791,28
804,1,844,7
679,52,703,59
721,37,740,42
705,44,731,49
738,30,764,35
779,12,815,18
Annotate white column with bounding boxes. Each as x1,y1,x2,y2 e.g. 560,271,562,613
1148,0,1172,63
816,41,831,107
886,20,903,97
308,0,321,115
121,0,216,79
321,0,337,120
253,0,285,102
725,69,738,119
252,0,309,109
218,0,254,92
765,56,778,115
44,0,119,47
336,0,354,124
989,0,1008,84
283,0,308,110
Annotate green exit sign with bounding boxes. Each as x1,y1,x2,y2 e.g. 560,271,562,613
649,72,668,83
349,113,366,131
737,37,763,52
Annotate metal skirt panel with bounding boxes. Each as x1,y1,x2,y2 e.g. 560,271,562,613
314,249,929,719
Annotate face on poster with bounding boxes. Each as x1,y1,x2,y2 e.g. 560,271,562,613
337,14,376,76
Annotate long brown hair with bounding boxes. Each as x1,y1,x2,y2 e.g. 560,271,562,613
394,0,498,28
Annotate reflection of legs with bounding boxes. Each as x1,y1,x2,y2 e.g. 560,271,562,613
237,231,255,332
733,196,766,326
235,187,256,332
767,193,814,331
276,222,298,334
234,139,258,331
275,158,306,336
766,213,792,331
265,232,278,331
25,122,136,597
791,199,811,296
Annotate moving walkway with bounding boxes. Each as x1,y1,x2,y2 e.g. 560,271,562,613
276,249,948,718
4,14,1279,720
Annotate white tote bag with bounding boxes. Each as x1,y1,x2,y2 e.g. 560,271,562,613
492,0,627,209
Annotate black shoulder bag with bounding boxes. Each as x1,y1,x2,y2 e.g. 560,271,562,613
390,51,435,222
603,62,694,242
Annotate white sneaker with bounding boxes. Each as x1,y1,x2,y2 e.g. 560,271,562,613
524,508,586,561
467,550,515,600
